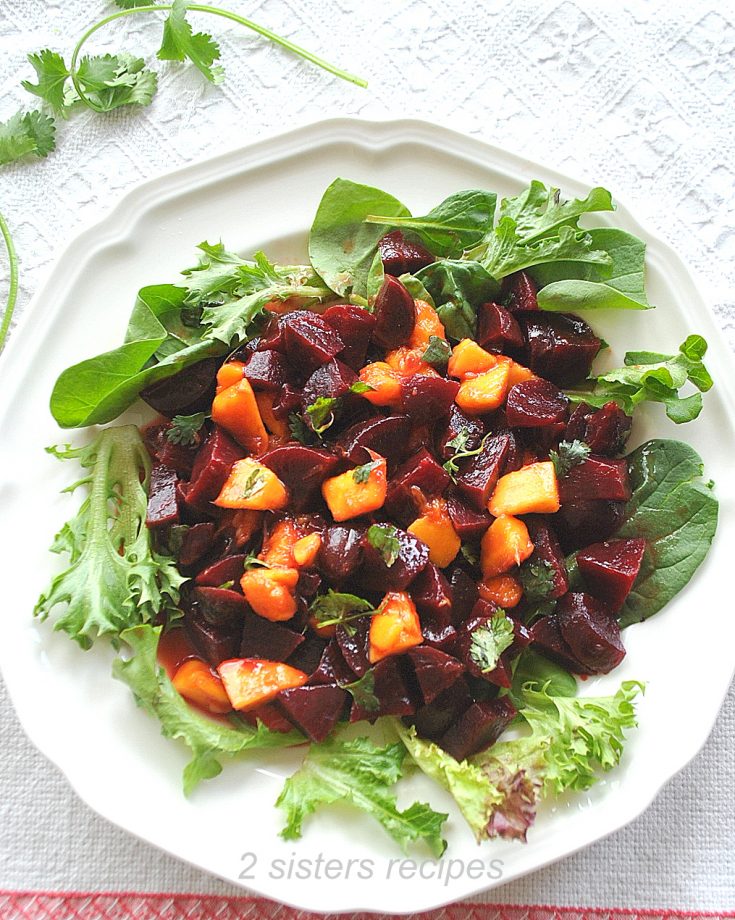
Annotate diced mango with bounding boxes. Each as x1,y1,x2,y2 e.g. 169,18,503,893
447,339,497,379
255,391,290,441
293,533,322,567
478,574,524,609
369,591,423,663
409,299,446,348
407,499,461,568
322,451,387,522
211,377,268,454
241,567,300,621
262,518,299,567
499,356,536,389
215,360,246,394
480,514,534,577
488,461,560,516
217,658,307,710
358,362,403,407
384,345,433,377
214,457,288,511
455,362,511,414
172,658,232,714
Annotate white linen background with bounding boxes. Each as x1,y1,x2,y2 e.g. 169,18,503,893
0,0,733,910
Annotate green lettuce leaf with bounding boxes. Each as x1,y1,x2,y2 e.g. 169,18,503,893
276,735,447,855
114,625,304,794
498,181,614,242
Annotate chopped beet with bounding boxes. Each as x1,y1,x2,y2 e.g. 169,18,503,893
519,312,600,386
378,229,435,275
241,349,289,391
528,614,582,673
455,431,512,511
412,564,453,625
407,647,465,705
296,569,322,599
180,426,244,513
240,609,304,661
301,359,357,410
349,657,416,721
309,641,356,686
192,586,248,626
372,275,416,349
553,499,627,553
143,422,200,478
557,592,626,674
422,622,459,655
412,677,474,740
336,619,371,677
558,456,631,503
577,538,646,610
338,414,410,466
446,492,493,539
249,703,295,734
281,310,345,376
278,684,348,742
357,527,430,592
502,271,538,313
146,464,179,528
318,525,366,584
195,554,246,587
525,519,569,599
476,302,524,351
286,636,327,678
400,374,460,421
185,608,240,668
140,357,219,417
323,304,376,370
386,448,452,519
271,383,302,419
565,401,632,456
436,404,486,461
259,444,338,511
439,698,517,760
506,378,569,428
447,566,479,625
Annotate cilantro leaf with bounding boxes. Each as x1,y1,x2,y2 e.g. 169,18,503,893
72,54,158,111
288,412,316,445
339,670,380,712
469,612,515,673
518,558,557,604
22,50,70,115
114,624,303,794
352,459,381,483
115,0,153,7
421,335,452,368
309,591,374,632
350,380,374,394
34,426,184,649
166,411,207,446
366,523,400,567
0,110,56,165
549,439,591,478
305,396,338,435
276,735,447,856
158,0,224,84
443,429,488,479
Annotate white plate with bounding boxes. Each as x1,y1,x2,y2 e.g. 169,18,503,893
1,118,734,914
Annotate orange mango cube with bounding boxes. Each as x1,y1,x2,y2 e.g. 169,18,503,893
215,360,246,394
480,514,534,577
214,458,288,511
407,500,461,568
447,339,497,379
322,452,388,522
455,362,511,414
369,591,423,663
408,299,446,348
217,658,307,711
241,567,299,621
172,658,232,714
478,574,524,609
488,461,560,517
358,362,403,407
211,377,268,454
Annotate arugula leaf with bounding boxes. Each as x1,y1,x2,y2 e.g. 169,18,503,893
339,670,380,712
276,735,447,855
509,650,577,707
309,179,410,300
421,335,452,368
0,110,56,166
114,625,303,794
498,182,614,242
309,590,374,631
549,439,591,478
568,336,713,423
469,613,515,673
167,411,207,445
34,426,184,649
415,260,500,340
366,524,400,567
612,440,718,626
518,559,556,604
352,459,381,483
158,0,224,84
365,189,497,258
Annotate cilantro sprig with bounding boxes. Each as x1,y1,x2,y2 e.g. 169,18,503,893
443,429,489,479
166,412,207,446
549,439,590,478
309,591,375,634
366,524,401,567
468,612,515,673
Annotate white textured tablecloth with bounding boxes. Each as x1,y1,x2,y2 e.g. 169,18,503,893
1,0,733,910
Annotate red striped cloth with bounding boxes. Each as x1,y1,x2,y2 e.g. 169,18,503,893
0,894,733,920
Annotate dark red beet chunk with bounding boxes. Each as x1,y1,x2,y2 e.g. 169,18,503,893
260,445,338,511
477,302,524,351
181,426,244,512
247,704,294,734
436,405,485,461
439,698,517,760
386,448,451,520
271,384,302,420
378,229,435,275
400,375,460,422
448,566,479,625
185,609,240,668
446,493,493,540
302,358,357,408
140,357,219,416
577,539,646,610
278,684,348,742
525,520,569,599
519,312,601,386
502,271,538,313
554,499,627,553
338,415,410,466
412,563,453,625
372,275,416,349
528,615,581,673
559,456,631,503
565,401,632,456
557,592,626,674
422,623,459,656
318,525,365,584
195,554,246,587
413,677,474,740
407,647,465,705
506,378,569,428
192,586,247,626
287,636,327,678
146,464,179,528
336,619,371,677
178,523,216,567
309,641,356,687
240,610,304,661
143,422,200,478
349,657,416,721
282,311,344,376
241,349,289,391
455,432,512,511
357,527,430,592
323,304,376,370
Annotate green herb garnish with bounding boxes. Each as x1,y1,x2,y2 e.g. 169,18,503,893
468,612,515,674
421,335,452,368
309,591,374,634
549,439,590,478
352,459,381,483
366,524,401,567
166,412,207,446
443,429,489,479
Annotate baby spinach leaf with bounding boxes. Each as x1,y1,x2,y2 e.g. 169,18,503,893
399,273,436,306
533,229,652,311
365,189,496,258
415,259,499,340
308,178,409,300
615,439,718,627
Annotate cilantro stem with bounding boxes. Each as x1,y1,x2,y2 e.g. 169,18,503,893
0,211,19,352
69,3,367,113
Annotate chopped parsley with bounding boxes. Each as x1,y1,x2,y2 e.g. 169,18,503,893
469,612,515,673
366,524,401,567
166,412,207,446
